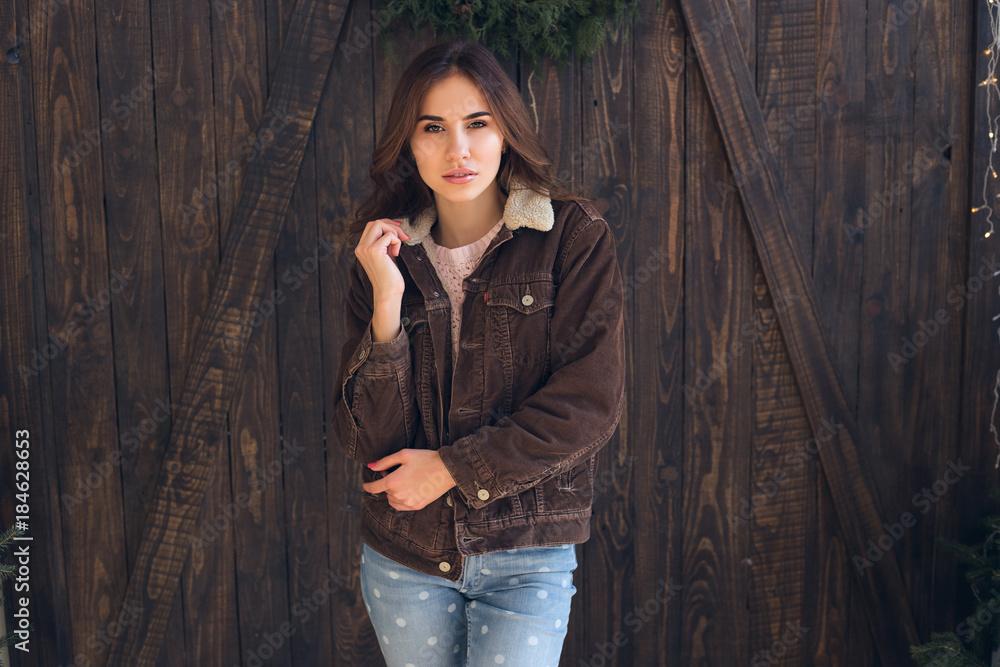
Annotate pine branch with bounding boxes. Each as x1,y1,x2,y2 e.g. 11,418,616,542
911,633,987,667
0,525,24,558
374,0,639,77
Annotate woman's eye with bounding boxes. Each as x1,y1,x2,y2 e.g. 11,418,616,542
423,120,487,133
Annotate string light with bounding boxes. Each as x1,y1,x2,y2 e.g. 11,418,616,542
975,0,1000,241
980,1,1000,469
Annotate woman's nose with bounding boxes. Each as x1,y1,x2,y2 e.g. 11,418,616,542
445,131,470,162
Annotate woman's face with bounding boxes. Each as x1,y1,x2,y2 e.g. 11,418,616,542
409,74,505,206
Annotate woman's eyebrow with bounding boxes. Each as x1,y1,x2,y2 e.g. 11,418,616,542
416,111,491,122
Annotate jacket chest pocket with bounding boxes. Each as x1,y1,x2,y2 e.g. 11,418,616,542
486,280,555,366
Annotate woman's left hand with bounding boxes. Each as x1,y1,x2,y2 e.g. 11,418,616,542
362,449,457,511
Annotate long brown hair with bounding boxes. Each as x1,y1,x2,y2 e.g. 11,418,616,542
349,39,591,244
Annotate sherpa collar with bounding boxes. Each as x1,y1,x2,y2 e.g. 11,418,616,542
396,178,554,246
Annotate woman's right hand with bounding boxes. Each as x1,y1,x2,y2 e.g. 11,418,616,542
354,218,411,302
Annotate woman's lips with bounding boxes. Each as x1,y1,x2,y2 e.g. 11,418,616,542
443,172,477,184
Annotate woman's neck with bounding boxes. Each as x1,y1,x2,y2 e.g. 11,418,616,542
431,183,507,249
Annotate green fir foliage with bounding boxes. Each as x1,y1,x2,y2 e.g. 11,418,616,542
910,486,1000,666
0,523,28,667
373,0,644,77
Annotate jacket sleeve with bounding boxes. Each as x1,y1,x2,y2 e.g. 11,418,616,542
331,257,419,464
436,215,626,509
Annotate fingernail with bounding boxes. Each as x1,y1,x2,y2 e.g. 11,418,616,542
367,461,377,469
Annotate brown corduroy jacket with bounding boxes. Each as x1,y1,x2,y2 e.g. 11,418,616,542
331,183,626,583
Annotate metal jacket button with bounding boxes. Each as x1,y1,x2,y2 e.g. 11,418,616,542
439,561,451,572
477,489,490,501
433,291,440,298
400,316,410,327
521,294,534,306
445,495,453,506
357,348,367,361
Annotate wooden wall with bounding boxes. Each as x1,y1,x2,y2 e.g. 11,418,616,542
0,0,990,664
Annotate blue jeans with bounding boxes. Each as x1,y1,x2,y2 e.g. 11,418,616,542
360,541,578,667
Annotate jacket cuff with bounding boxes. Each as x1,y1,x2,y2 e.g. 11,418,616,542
437,433,502,510
351,320,408,376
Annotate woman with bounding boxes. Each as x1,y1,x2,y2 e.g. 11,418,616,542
332,38,626,666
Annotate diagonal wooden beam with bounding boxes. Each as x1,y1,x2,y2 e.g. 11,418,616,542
675,0,920,663
105,0,350,663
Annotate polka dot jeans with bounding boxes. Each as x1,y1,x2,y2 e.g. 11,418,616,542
360,541,578,667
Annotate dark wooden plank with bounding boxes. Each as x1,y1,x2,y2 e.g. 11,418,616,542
211,0,293,660
266,0,337,663
146,0,239,661
855,0,919,660
105,1,350,662
676,0,921,662
321,0,383,661
679,0,755,660
577,13,635,667
812,0,868,660
0,1,75,662
748,2,816,664
20,0,133,662
630,1,686,664
906,0,967,640
956,0,998,650
89,1,186,665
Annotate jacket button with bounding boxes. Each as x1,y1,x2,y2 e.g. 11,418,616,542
521,294,534,306
357,348,367,361
477,489,490,501
445,495,453,506
400,316,410,327
439,561,451,572
433,291,440,298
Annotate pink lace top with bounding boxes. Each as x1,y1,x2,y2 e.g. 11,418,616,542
422,217,506,364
